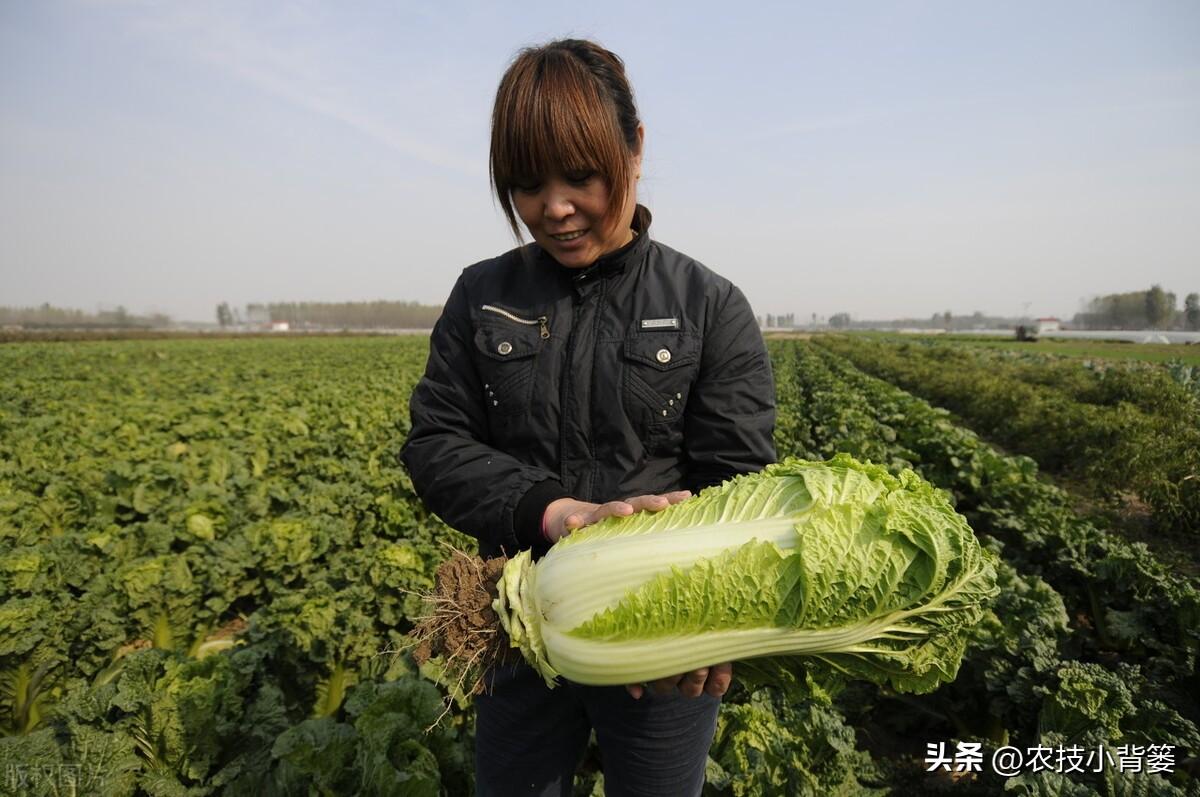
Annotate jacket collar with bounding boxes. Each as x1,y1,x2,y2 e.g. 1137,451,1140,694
532,204,653,282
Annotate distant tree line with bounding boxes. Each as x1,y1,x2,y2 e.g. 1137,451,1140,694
758,313,796,328
826,310,1018,331
822,288,1200,333
0,303,170,329
1073,285,1200,331
219,300,444,329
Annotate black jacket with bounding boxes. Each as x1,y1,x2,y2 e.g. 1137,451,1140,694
400,206,776,558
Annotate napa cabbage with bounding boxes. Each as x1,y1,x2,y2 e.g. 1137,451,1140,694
494,455,998,694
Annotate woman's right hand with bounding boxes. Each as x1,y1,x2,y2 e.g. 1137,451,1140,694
542,491,691,543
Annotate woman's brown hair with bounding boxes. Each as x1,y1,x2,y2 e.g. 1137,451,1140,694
490,39,642,240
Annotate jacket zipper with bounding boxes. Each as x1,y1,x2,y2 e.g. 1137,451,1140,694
585,277,607,488
561,299,583,490
481,304,550,339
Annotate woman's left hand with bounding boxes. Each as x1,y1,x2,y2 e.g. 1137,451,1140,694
626,663,733,700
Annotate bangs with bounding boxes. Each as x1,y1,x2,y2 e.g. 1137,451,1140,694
491,48,635,238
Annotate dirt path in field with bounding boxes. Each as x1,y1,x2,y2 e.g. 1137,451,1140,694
1051,476,1200,580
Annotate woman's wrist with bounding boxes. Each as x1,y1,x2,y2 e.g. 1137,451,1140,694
515,480,572,551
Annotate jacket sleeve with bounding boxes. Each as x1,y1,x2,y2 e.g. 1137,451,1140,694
682,283,777,492
400,273,568,556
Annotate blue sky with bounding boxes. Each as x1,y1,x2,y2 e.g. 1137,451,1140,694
2,0,1198,322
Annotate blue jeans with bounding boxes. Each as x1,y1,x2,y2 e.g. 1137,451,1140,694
474,661,720,796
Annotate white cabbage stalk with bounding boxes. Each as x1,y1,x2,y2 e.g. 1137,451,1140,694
494,455,998,694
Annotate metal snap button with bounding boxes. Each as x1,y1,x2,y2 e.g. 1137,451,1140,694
656,348,671,364
676,392,682,399
497,341,513,355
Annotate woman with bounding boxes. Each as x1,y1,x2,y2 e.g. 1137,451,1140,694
401,38,775,796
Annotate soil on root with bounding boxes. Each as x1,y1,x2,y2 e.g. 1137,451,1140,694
411,551,513,697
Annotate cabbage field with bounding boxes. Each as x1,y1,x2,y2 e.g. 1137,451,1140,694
1,335,1196,796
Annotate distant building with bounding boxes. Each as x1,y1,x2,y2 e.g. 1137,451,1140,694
270,321,290,332
1035,318,1061,334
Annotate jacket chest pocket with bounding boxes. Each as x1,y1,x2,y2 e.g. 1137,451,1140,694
622,332,701,440
473,319,546,417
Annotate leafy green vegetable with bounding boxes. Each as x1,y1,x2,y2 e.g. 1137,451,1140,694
271,677,473,796
495,455,998,694
707,679,884,797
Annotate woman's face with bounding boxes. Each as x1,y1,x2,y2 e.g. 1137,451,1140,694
511,150,641,269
